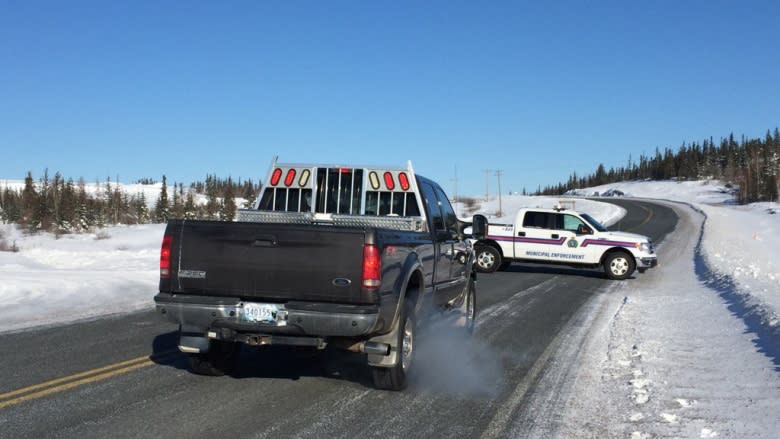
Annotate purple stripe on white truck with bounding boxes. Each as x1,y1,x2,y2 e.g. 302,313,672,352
487,235,567,246
580,239,636,248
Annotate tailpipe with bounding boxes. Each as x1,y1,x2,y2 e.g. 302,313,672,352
337,341,391,356
361,341,391,356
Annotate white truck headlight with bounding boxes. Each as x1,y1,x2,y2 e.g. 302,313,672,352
637,242,652,252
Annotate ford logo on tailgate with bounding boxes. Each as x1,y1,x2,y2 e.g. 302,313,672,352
332,278,352,287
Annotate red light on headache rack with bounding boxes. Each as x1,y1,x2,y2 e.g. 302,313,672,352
270,168,283,186
339,167,351,174
284,169,296,187
160,235,172,278
398,172,410,191
383,172,395,190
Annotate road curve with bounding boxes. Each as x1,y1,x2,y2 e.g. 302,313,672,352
0,199,677,439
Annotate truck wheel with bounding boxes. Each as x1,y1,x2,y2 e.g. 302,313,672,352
604,251,636,280
475,245,501,273
189,340,239,376
371,304,415,391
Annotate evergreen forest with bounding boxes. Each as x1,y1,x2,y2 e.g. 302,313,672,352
537,128,780,204
2,128,778,234
0,173,259,234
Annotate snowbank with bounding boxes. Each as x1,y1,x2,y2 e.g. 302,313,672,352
0,223,166,332
548,202,780,437
568,179,780,329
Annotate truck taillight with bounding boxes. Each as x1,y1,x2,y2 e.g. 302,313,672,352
160,235,172,278
362,244,381,289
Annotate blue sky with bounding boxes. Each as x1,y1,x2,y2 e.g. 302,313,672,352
1,1,778,196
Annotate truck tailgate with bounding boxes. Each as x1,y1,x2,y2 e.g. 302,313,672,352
172,221,368,303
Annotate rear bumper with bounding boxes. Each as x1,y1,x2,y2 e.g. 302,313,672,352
154,293,383,341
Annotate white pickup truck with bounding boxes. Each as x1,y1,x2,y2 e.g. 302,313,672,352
472,207,657,280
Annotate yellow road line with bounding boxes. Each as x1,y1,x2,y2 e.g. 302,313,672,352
0,350,178,410
626,202,654,231
0,355,150,401
0,359,154,410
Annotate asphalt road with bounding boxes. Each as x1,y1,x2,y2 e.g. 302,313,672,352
0,199,678,439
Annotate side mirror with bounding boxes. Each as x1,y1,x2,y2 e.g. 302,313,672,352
577,224,592,235
471,214,488,240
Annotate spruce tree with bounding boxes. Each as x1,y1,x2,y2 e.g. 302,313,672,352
221,179,236,221
154,175,170,223
184,192,197,219
205,176,220,219
171,182,184,219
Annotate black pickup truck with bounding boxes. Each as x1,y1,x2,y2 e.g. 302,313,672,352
154,159,487,390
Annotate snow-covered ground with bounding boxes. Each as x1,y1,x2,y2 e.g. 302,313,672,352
521,200,780,437
567,180,780,332
460,181,780,436
1,179,779,436
0,223,166,332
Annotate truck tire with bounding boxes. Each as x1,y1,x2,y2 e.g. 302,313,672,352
475,245,501,273
604,251,636,280
371,304,415,391
188,340,239,376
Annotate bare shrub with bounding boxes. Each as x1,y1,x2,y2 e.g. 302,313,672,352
456,197,481,214
94,230,112,240
0,231,19,252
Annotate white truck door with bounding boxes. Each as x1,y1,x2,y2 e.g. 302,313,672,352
515,211,565,261
559,213,594,264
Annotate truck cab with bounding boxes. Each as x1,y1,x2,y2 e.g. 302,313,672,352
473,207,657,280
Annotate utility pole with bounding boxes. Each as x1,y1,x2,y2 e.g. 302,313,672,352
495,169,504,217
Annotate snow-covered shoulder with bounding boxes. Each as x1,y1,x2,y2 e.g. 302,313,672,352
0,223,166,333
567,179,780,327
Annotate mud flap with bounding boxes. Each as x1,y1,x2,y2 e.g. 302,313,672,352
179,324,210,354
366,317,401,367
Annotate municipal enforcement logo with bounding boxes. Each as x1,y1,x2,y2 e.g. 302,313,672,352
567,239,579,248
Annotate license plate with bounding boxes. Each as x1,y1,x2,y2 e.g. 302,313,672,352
242,303,279,323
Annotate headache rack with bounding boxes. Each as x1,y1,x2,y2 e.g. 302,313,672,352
242,157,428,232
235,210,426,232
